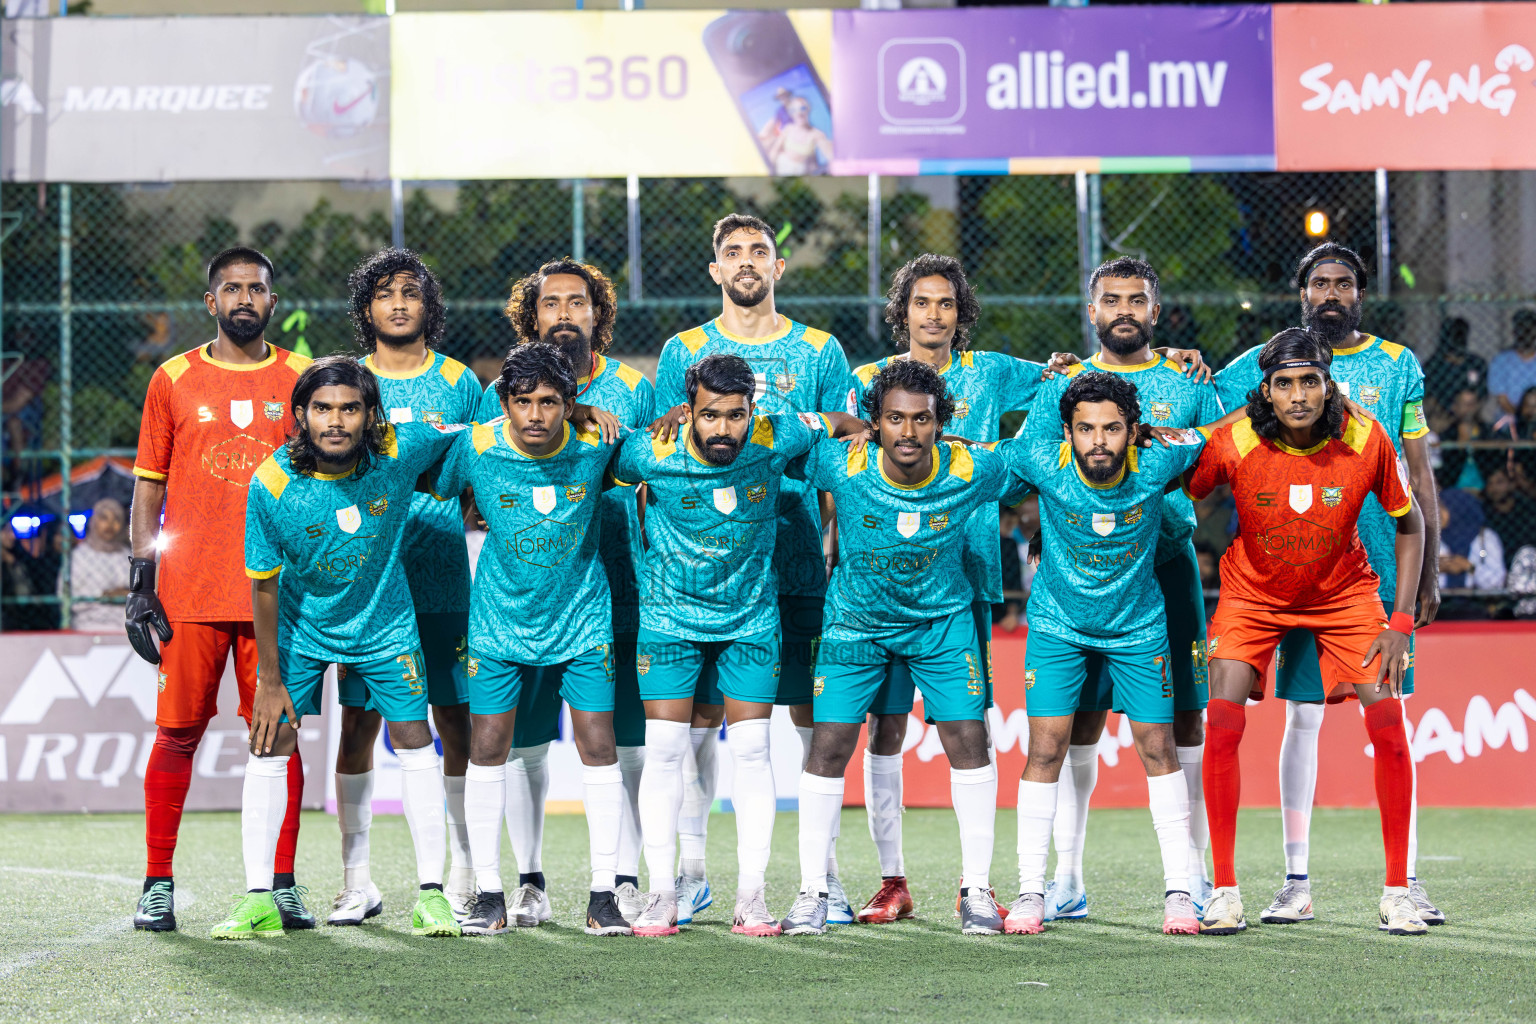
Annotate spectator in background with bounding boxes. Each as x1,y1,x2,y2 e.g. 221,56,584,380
1437,488,1505,593
1,519,54,630
995,503,1024,633
1502,386,1536,498
1482,467,1536,571
65,498,131,632
1423,317,1487,419
1010,494,1040,630
1491,310,1536,417
1194,540,1220,593
1430,386,1499,491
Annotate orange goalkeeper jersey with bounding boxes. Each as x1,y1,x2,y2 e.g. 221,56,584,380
1183,414,1413,612
133,342,311,622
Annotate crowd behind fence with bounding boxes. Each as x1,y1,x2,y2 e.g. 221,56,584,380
5,169,1536,628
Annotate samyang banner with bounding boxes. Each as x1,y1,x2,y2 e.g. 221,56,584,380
830,5,1276,176
0,16,389,182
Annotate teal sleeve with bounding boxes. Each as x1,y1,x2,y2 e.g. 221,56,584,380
477,383,502,423
970,445,1012,501
1401,350,1426,404
655,339,688,411
243,483,283,577
429,431,471,498
634,375,657,426
996,353,1044,413
803,441,841,492
1197,379,1227,425
991,437,1052,491
1215,344,1263,414
1146,432,1207,481
1021,376,1064,442
818,340,854,413
396,421,464,476
452,369,483,424
612,431,649,486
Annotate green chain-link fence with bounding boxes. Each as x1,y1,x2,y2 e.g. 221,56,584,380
5,170,1536,628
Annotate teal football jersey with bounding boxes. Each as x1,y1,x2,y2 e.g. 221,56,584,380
1214,334,1427,601
244,421,463,662
807,441,1013,642
433,419,620,665
477,354,657,632
999,433,1206,648
365,351,482,614
612,412,831,641
654,317,853,597
850,349,1044,604
1022,355,1225,564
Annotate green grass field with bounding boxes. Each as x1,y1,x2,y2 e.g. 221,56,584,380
1,807,1532,1024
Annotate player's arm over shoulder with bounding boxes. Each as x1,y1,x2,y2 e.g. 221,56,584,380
1179,423,1234,500
609,428,655,487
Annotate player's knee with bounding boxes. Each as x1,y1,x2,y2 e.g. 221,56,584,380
726,719,772,768
1173,710,1205,747
386,719,434,752
866,714,908,756
806,723,860,776
154,722,208,758
572,722,616,767
431,703,471,751
935,719,990,770
643,719,690,766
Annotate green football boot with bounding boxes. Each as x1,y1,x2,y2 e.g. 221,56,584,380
210,892,283,940
412,888,463,937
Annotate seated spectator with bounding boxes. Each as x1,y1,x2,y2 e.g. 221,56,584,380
1503,385,1536,498
1482,467,1536,571
1437,488,1505,592
1491,310,1536,418
1432,387,1500,490
1423,317,1488,419
65,497,131,632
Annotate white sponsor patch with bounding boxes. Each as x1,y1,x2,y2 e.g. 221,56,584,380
1289,484,1314,513
229,399,253,429
532,486,557,514
389,406,414,424
1166,428,1203,446
897,511,919,538
336,505,361,534
713,486,738,514
1092,512,1116,537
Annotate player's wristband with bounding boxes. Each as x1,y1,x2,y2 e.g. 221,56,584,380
1388,611,1413,635
128,557,157,593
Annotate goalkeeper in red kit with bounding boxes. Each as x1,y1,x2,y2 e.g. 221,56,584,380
1181,329,1427,938
127,248,315,932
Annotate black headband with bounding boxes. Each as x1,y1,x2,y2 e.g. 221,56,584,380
1304,257,1360,285
1263,359,1329,378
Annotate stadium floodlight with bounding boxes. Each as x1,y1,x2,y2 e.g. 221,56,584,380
1305,210,1330,237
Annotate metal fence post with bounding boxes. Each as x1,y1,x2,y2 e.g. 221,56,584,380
626,174,642,302
391,178,404,250
1087,172,1103,269
58,183,72,629
1376,168,1391,301
572,180,585,263
867,172,881,343
1075,169,1094,351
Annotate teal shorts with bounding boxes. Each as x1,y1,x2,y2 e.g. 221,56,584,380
1275,619,1416,702
776,595,823,706
1024,632,1175,724
417,611,470,708
282,646,429,723
636,627,781,705
814,609,985,725
1083,543,1209,714
611,631,646,748
874,601,993,720
469,644,615,722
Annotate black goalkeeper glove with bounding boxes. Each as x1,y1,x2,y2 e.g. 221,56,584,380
124,557,173,665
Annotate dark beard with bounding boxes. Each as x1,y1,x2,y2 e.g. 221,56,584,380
1074,445,1126,484
1301,297,1362,346
217,307,272,344
723,274,769,308
1096,317,1153,356
541,323,591,370
698,433,742,466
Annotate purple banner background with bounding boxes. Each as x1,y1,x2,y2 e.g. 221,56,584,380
832,6,1275,172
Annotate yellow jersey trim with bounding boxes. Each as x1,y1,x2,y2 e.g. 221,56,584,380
245,566,282,579
159,352,192,384
854,362,881,386
802,326,834,351
1377,339,1407,361
440,356,469,385
613,359,645,390
379,423,399,460
284,350,313,373
1231,418,1262,459
310,465,358,481
504,420,570,460
579,354,606,388
712,316,793,346
947,442,975,482
471,422,497,455
1089,353,1160,374
1331,334,1377,358
878,447,940,490
846,444,869,476
132,467,168,481
363,351,433,380
254,457,289,498
201,342,279,372
1340,414,1373,455
652,428,679,462
1387,498,1414,518
749,416,775,449
677,326,710,354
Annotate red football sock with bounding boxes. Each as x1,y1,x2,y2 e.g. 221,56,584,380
1204,699,1247,889
273,747,304,876
1364,698,1412,888
143,722,209,877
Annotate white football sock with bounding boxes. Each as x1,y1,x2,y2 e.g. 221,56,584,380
335,770,373,890
797,772,843,895
443,772,472,887
724,720,775,892
678,727,717,876
795,725,815,770
639,720,689,896
1017,778,1059,895
242,754,288,892
616,745,645,879
1176,743,1209,887
1148,770,1194,893
1279,701,1323,876
395,742,447,887
1051,744,1098,888
464,761,506,893
583,762,624,892
506,743,549,877
864,751,905,876
951,763,997,892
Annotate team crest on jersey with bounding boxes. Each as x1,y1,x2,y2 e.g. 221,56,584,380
336,505,362,534
230,400,254,429
772,373,798,396
157,671,167,693
1357,385,1381,405
813,675,826,696
366,495,388,517
713,487,738,513
1321,486,1344,508
746,484,768,504
1092,512,1116,537
389,407,414,424
423,411,444,425
1123,504,1144,526
953,397,971,419
1289,484,1314,513
565,484,587,503
1024,669,1036,690
897,511,920,538
637,654,652,677
465,657,479,678
533,487,557,514
1207,635,1221,656
1149,401,1173,421
928,513,950,532
263,401,284,421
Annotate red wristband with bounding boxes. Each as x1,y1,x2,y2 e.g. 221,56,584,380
1388,612,1414,635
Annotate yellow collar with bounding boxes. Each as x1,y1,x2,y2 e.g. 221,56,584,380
1273,435,1331,457
578,354,607,388
502,420,570,460
364,350,434,380
202,342,277,371
877,447,940,490
1330,334,1377,358
1090,352,1160,373
712,315,792,345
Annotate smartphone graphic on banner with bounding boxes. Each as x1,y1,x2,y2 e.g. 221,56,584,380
704,11,833,176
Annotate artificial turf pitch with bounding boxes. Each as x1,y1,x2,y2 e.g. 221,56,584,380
1,807,1532,1024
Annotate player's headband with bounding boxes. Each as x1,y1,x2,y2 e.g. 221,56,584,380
1304,257,1360,284
1262,359,1330,378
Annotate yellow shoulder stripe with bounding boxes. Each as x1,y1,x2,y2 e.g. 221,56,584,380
284,350,313,374
960,350,975,368
380,423,399,459
1378,340,1407,361
1064,362,1084,379
471,422,497,455
160,352,192,384
854,362,881,386
1057,442,1071,469
439,356,469,385
1341,414,1373,455
1231,418,1262,459
947,442,974,482
846,444,869,476
677,326,710,354
802,327,833,351
575,423,603,447
613,360,645,390
749,416,775,449
652,433,677,461
1161,358,1184,373
254,457,289,500
1127,445,1140,473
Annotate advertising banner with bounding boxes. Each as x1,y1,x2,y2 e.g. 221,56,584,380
0,633,329,812
859,622,1536,809
830,6,1275,176
1274,3,1536,171
1,16,389,183
390,10,833,180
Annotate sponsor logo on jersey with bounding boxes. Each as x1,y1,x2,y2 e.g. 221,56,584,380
533,486,557,514
510,520,586,568
565,484,587,503
1092,512,1116,537
1357,385,1381,405
813,675,826,696
965,653,982,696
204,435,277,487
336,505,362,534
928,513,949,531
1149,401,1173,421
867,541,938,585
797,412,823,432
423,411,444,425
230,400,254,429
637,654,652,676
263,401,284,421
772,373,798,396
1071,539,1139,582
897,511,920,538
1289,484,1314,513
1259,517,1340,566
1123,504,1143,526
1321,486,1344,508
746,483,768,503
366,494,388,516
953,397,971,419
713,486,738,514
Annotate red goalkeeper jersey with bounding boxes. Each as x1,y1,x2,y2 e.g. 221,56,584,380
133,343,311,622
1184,414,1413,612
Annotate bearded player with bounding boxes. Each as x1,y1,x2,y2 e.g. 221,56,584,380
475,259,655,927
1185,330,1428,937
325,249,480,926
1214,243,1443,927
128,247,314,933
650,215,856,924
